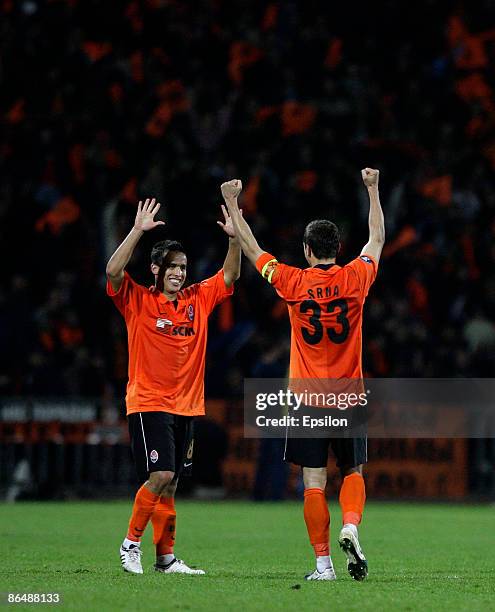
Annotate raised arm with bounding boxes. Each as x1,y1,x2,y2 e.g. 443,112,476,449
360,168,385,263
106,197,165,292
220,179,265,267
216,204,241,288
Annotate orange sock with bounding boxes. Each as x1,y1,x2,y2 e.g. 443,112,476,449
126,484,160,542
303,488,330,557
152,497,176,556
339,473,366,525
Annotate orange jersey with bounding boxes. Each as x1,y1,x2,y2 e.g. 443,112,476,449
256,253,378,379
107,269,233,416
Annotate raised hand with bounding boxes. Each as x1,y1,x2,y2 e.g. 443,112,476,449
221,179,243,201
361,168,379,188
217,204,242,238
133,198,165,232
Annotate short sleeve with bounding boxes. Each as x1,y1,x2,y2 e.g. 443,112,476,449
345,254,378,297
196,269,234,315
106,271,143,315
255,252,303,301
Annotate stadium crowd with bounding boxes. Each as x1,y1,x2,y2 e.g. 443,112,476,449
1,0,495,421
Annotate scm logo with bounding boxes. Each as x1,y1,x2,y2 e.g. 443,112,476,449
172,326,195,336
156,320,195,336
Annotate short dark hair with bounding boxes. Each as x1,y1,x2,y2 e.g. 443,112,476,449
151,240,185,266
303,220,340,259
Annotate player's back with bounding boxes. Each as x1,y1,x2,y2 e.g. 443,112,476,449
269,255,378,379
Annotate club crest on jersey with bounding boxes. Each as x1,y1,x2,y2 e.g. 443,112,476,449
150,449,159,463
187,304,194,321
360,256,373,264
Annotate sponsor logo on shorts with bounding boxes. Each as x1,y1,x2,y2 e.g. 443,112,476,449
360,256,373,264
187,304,194,321
150,449,159,463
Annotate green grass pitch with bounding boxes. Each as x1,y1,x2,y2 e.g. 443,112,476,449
2,500,494,611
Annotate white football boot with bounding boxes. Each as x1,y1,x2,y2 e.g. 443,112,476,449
338,523,368,581
120,543,143,574
154,558,205,575
305,566,337,581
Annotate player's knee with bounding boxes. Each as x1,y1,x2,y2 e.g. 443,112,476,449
148,470,175,491
340,464,363,478
161,479,178,498
303,466,327,489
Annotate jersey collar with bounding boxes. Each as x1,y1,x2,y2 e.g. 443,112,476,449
149,285,182,314
314,263,335,270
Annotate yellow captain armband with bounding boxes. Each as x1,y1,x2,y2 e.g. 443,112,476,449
261,259,278,280
256,253,279,283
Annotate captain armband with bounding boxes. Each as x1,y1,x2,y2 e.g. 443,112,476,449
256,253,279,284
261,259,278,284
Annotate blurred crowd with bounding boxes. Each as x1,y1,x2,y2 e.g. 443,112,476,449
2,0,495,412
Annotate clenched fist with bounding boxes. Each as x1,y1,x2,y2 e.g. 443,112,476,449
221,179,243,200
361,168,379,187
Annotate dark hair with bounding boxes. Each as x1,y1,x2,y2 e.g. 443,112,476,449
303,220,340,259
151,240,185,266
